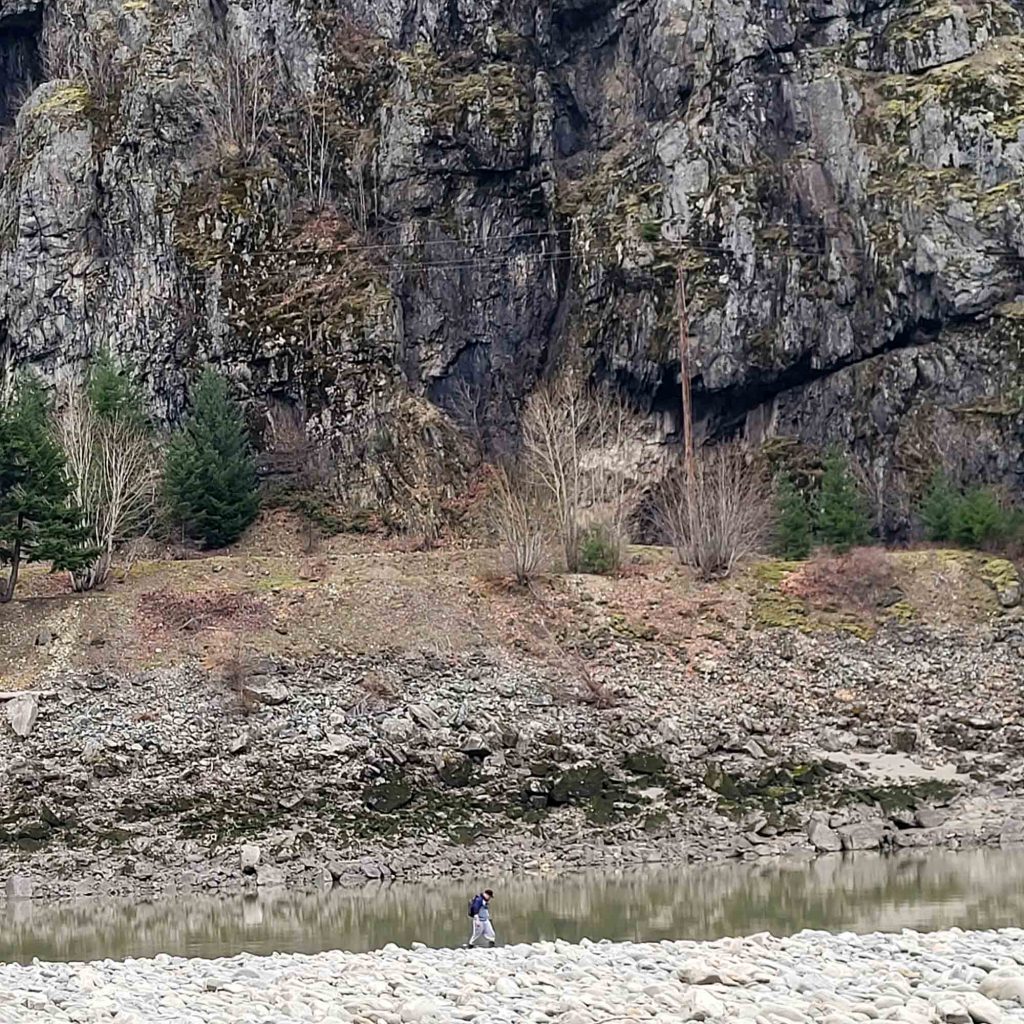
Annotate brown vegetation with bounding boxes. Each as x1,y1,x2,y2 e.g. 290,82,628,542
653,442,773,579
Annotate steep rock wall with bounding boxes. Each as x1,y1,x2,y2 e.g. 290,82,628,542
1,0,1022,522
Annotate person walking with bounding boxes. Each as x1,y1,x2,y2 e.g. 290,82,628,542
466,889,495,947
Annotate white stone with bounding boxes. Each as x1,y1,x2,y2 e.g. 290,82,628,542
6,695,38,739
979,971,1024,1004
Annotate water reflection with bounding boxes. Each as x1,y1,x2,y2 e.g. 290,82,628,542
2,848,1024,964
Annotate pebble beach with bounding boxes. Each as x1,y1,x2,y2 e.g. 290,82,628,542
2,928,1024,1023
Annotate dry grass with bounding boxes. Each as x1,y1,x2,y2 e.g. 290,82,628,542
136,590,269,635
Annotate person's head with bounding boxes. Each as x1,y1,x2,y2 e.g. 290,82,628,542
483,889,493,902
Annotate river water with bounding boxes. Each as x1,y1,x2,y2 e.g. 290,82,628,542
2,848,1023,964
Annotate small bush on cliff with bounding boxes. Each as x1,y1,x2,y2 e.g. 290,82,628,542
815,449,869,552
164,369,260,548
0,377,94,602
773,473,812,559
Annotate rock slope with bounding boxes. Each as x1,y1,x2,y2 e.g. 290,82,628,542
2,616,1024,899
1,0,1024,516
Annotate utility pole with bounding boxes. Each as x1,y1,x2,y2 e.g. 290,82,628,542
676,262,696,491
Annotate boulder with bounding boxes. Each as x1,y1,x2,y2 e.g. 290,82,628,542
408,704,442,730
34,629,52,647
6,694,38,738
5,875,33,898
255,865,285,888
682,989,726,1020
227,733,249,755
838,821,885,851
889,725,919,753
461,732,490,757
622,750,667,775
241,678,290,706
399,997,442,1022
807,820,842,853
915,807,947,828
240,844,261,873
363,778,414,813
963,994,1005,1023
381,717,415,743
998,583,1021,608
980,971,1024,1005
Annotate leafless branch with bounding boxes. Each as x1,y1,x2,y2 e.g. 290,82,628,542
653,441,773,579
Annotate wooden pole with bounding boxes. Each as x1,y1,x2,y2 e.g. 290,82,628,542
676,262,695,490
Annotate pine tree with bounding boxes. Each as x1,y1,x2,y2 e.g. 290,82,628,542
815,449,869,552
87,349,147,427
773,473,812,559
0,377,95,602
164,369,260,548
951,486,1005,548
920,469,959,542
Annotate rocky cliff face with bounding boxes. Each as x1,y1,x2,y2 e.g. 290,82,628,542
1,0,1023,522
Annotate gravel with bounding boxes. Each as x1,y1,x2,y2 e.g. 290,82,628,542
1,928,1024,1022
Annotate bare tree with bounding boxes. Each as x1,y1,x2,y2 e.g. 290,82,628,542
653,441,773,579
201,42,278,164
520,372,641,572
58,386,160,591
300,90,336,211
488,463,547,583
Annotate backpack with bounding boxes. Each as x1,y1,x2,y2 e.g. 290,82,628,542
468,894,484,918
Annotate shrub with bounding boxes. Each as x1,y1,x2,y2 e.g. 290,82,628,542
577,521,623,575
782,546,896,613
654,443,773,579
488,463,547,584
773,473,812,559
164,369,260,549
815,449,870,551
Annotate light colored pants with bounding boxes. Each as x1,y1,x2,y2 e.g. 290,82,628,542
468,917,496,945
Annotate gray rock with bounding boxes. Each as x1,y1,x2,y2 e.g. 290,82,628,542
461,732,490,756
808,820,842,853
5,875,33,898
227,733,249,755
915,807,947,828
889,725,919,753
255,865,285,888
998,583,1021,609
838,821,885,851
408,704,442,730
34,629,52,647
6,694,38,738
241,679,290,706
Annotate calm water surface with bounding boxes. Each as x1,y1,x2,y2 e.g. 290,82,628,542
2,848,1024,964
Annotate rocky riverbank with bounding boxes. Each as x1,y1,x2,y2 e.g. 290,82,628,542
3,929,1024,1022
2,612,1024,901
